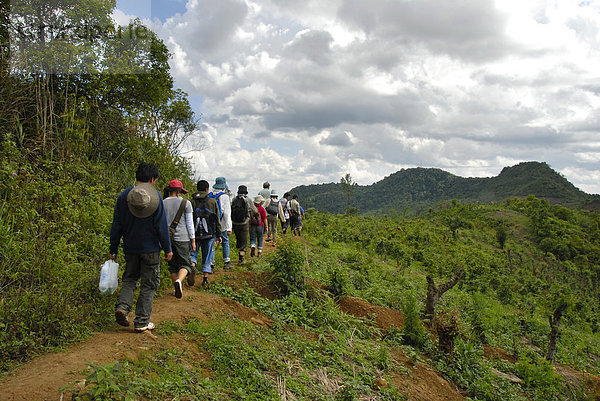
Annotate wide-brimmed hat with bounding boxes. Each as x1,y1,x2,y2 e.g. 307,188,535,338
254,195,264,204
127,183,159,218
270,189,278,197
169,179,189,194
214,177,228,190
238,185,248,195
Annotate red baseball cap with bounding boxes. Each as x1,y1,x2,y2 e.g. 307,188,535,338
169,179,189,194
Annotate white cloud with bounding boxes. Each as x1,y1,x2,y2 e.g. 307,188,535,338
117,0,600,195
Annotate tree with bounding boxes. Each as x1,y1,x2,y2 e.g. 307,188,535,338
340,173,355,214
546,301,567,362
424,269,464,322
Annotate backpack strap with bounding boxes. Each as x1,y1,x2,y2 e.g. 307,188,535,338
170,198,187,230
209,191,225,219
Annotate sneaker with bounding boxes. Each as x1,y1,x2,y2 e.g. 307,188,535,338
187,268,196,286
202,278,209,289
238,254,244,265
115,310,129,327
224,261,232,269
250,247,256,257
174,280,183,299
257,250,262,257
135,322,155,333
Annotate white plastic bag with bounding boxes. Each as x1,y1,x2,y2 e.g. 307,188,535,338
99,260,119,295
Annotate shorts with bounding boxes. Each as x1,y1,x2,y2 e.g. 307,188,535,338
167,240,193,275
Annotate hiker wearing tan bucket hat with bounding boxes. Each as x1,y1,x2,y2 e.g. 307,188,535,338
109,162,173,333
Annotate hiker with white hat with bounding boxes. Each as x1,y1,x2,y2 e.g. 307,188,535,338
249,195,268,257
109,162,172,333
263,189,285,246
231,185,258,264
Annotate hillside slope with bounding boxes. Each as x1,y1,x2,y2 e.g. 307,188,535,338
290,161,598,215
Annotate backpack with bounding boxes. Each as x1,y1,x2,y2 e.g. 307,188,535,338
193,194,217,239
250,209,260,226
208,191,225,220
266,199,279,216
231,195,248,223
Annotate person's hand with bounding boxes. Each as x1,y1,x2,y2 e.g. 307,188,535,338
164,252,173,261
216,237,222,245
227,230,232,235
109,253,117,260
191,243,196,252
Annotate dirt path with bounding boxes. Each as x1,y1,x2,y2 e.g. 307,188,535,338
0,239,276,401
0,238,468,401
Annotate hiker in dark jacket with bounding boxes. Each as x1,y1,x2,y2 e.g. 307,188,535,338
110,162,172,333
231,185,258,264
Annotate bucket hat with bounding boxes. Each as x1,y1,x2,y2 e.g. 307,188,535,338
127,183,159,218
270,189,278,197
214,177,228,190
237,185,248,195
254,195,264,204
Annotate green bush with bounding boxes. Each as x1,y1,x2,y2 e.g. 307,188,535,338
400,294,428,348
270,238,306,296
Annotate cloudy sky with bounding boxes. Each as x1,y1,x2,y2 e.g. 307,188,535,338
114,0,600,196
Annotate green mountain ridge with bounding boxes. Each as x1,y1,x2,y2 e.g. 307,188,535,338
290,161,599,215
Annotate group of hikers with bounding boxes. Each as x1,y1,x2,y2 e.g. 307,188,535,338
108,162,305,333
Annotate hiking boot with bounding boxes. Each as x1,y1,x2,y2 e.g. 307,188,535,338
135,322,155,333
250,246,256,257
202,278,209,289
257,250,262,257
238,254,244,264
187,268,196,286
223,261,232,269
115,310,129,327
174,280,183,299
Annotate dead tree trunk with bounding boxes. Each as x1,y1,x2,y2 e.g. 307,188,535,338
424,269,464,322
546,303,567,362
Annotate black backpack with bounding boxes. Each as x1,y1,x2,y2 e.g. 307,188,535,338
193,194,217,239
231,195,248,223
266,199,279,216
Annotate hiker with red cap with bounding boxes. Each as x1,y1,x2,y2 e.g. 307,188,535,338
110,162,172,333
163,179,196,298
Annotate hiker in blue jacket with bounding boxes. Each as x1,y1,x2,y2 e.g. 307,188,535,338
209,177,232,269
110,162,172,333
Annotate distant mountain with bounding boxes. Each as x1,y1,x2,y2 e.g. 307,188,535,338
289,162,600,215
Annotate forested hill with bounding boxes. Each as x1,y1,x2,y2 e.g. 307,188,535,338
289,161,599,215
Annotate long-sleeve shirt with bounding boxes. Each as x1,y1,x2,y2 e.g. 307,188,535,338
210,190,232,232
163,196,195,241
264,198,286,222
109,185,171,255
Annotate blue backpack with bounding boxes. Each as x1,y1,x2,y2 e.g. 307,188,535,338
209,191,225,219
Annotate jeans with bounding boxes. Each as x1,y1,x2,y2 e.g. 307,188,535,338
190,236,217,273
249,225,264,249
211,230,230,265
115,252,161,328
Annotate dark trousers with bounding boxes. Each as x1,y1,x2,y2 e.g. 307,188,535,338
116,252,160,329
233,223,249,252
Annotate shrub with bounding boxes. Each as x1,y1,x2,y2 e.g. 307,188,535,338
270,238,306,296
400,294,428,348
